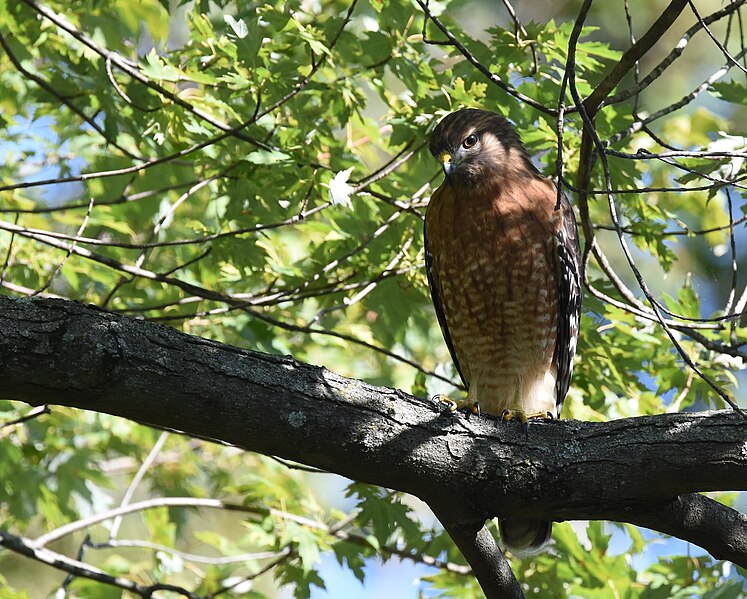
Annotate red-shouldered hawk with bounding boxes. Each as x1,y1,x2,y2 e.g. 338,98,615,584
425,108,582,551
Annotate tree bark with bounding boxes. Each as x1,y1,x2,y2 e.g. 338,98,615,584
1,297,746,574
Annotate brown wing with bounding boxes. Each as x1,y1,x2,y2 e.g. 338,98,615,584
553,190,582,414
424,227,468,389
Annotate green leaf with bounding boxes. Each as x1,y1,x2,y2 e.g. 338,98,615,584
710,81,747,105
141,48,180,82
701,579,746,599
245,149,291,164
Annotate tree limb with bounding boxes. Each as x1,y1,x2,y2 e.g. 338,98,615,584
429,501,522,599
1,297,746,577
628,494,747,567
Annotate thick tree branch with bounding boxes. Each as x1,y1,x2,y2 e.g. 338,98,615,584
1,297,746,569
629,494,747,567
430,501,522,599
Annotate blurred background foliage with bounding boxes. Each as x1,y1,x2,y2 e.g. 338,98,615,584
0,0,745,596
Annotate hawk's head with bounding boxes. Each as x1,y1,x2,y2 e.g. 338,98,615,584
429,108,536,185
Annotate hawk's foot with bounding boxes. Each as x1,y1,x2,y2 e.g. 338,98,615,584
433,394,480,416
501,409,554,435
500,409,554,424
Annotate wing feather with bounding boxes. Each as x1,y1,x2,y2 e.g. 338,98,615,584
553,191,582,414
424,229,468,389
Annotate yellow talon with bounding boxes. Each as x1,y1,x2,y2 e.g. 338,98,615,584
501,409,554,423
502,409,555,437
434,394,458,413
501,408,522,424
433,394,480,415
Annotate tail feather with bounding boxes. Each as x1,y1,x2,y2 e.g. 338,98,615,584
498,517,552,552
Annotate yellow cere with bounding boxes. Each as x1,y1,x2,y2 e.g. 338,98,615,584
440,153,452,164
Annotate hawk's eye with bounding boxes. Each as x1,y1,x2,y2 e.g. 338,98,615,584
462,133,478,149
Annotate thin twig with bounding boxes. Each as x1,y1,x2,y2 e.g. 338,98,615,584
32,197,95,296
0,405,50,432
110,432,169,539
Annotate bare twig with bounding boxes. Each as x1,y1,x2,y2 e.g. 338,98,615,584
584,0,689,113
603,1,746,107
109,432,169,539
0,529,200,598
32,197,95,296
0,405,50,432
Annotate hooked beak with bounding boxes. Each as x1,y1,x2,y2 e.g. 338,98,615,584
440,152,457,180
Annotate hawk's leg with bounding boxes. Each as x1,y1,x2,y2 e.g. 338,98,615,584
433,394,480,416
